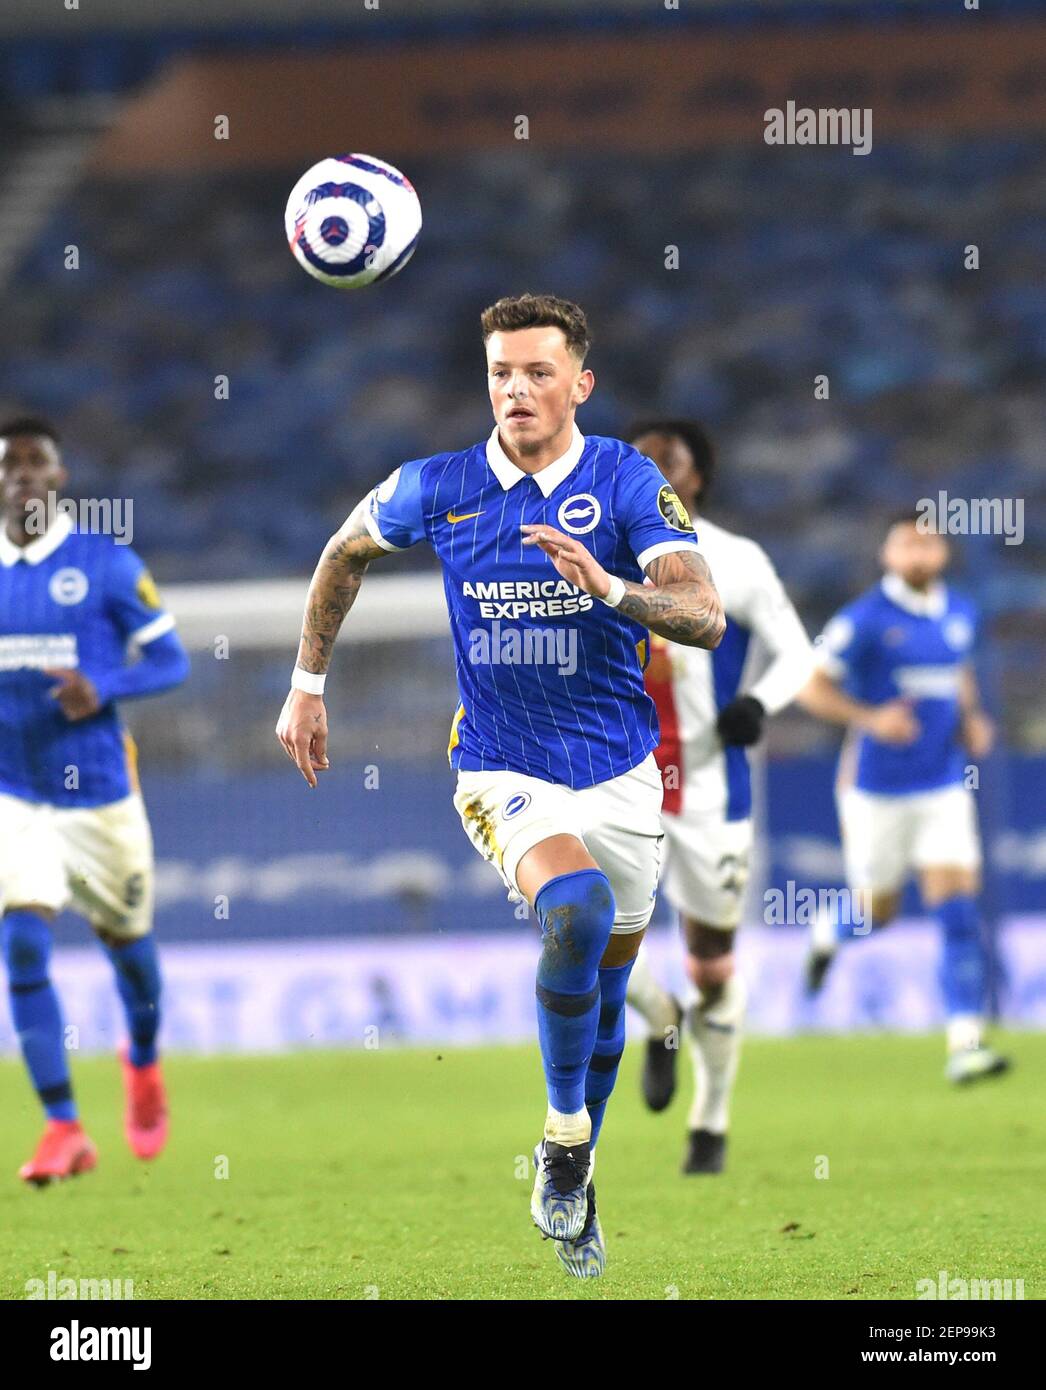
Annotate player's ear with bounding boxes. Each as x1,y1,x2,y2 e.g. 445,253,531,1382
574,367,595,406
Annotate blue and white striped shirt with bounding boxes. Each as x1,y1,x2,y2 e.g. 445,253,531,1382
364,427,700,790
816,574,978,795
0,514,179,806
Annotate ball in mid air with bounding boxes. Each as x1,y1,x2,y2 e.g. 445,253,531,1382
284,154,422,289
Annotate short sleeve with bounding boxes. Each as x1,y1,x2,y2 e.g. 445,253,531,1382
105,544,176,646
814,603,871,680
362,458,427,551
616,453,700,571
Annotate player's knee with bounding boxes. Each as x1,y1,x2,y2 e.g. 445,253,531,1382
1,909,53,984
94,924,150,950
3,902,56,924
535,869,615,991
686,950,734,997
682,919,734,994
868,892,900,928
600,927,644,968
921,868,979,907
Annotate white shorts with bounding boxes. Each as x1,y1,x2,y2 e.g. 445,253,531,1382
453,754,664,934
839,784,982,896
0,792,154,939
661,812,752,931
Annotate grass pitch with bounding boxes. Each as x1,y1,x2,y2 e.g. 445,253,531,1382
1,1032,1041,1300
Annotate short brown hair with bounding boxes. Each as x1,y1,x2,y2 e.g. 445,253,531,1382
481,293,591,362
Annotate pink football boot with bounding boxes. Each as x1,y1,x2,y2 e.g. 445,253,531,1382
120,1045,169,1160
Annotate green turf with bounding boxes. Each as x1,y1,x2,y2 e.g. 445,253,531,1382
1,1032,1041,1300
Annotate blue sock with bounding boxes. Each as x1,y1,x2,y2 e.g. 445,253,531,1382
936,895,987,1017
105,935,162,1067
534,869,615,1117
2,910,76,1121
585,957,634,1149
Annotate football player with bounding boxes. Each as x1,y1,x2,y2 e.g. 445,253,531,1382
0,418,189,1183
799,514,1007,1083
623,420,814,1173
277,295,725,1276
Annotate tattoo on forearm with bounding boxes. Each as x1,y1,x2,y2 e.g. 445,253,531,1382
296,511,387,674
618,550,725,649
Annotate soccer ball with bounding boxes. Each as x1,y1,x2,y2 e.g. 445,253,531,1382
284,154,422,289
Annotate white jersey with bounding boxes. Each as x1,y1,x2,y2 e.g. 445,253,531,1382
646,516,814,821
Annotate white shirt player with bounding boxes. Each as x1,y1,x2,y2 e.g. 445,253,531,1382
649,516,814,823
630,514,815,1146
629,509,815,1162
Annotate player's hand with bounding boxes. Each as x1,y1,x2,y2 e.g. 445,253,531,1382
520,524,612,598
44,668,101,722
863,699,920,745
276,689,330,788
961,709,995,760
716,694,765,747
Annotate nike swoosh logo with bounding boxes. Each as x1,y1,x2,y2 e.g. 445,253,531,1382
447,510,484,524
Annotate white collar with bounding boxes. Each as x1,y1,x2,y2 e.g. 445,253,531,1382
882,572,947,619
0,512,74,568
485,424,585,499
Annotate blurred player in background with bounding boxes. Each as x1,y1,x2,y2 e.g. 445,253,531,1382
277,295,725,1277
624,421,814,1173
799,515,1008,1083
0,419,190,1183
